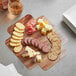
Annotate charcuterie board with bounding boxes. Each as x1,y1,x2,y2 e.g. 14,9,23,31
5,14,66,71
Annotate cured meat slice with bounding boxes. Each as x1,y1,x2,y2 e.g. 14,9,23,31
34,40,39,47
24,38,29,45
31,39,37,46
29,19,36,27
42,45,50,53
21,39,26,46
26,27,36,35
27,37,33,45
26,19,37,35
38,42,44,50
33,39,39,46
31,39,35,46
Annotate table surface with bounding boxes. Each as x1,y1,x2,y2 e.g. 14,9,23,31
0,0,76,76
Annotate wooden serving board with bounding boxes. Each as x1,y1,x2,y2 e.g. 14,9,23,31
5,14,65,71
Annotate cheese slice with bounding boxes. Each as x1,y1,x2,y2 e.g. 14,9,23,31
25,46,36,58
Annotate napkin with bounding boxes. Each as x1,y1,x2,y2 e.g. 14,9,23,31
0,63,22,76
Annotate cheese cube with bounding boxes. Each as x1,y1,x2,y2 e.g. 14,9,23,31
45,24,53,31
36,54,42,63
41,28,47,35
36,25,41,30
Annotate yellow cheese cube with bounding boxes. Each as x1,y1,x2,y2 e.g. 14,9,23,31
41,28,47,35
36,25,41,30
38,19,46,26
45,24,53,31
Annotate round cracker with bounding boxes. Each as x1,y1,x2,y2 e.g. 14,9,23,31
51,47,61,55
10,42,21,47
13,31,24,37
12,35,23,40
52,46,61,51
14,27,24,33
15,22,25,30
55,49,61,55
47,31,57,40
49,35,56,41
48,52,58,61
51,40,61,48
10,38,21,43
47,32,53,39
14,45,22,53
52,37,60,42
52,42,59,47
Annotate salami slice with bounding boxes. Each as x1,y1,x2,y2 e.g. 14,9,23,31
38,43,44,50
27,37,33,45
42,45,50,53
24,38,29,45
30,19,36,27
21,39,26,46
34,40,39,47
31,39,36,46
33,39,38,46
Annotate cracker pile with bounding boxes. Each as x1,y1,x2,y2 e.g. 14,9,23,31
47,31,61,60
10,22,25,53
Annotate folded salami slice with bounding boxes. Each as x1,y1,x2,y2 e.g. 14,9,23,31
29,19,36,27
